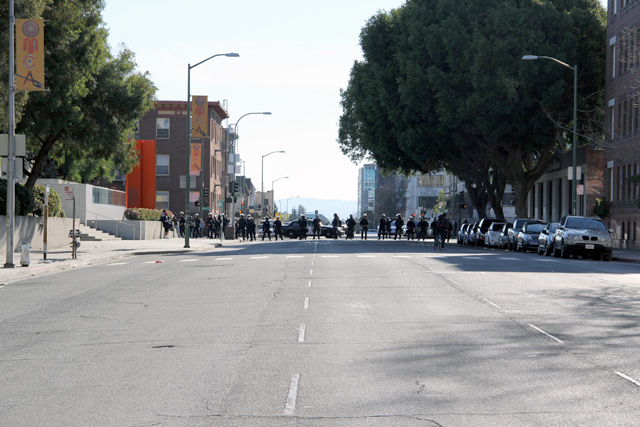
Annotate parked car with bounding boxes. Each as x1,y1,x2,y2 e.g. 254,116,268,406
485,222,506,247
553,216,613,261
516,222,546,252
466,222,479,245
474,218,500,246
508,219,543,251
457,223,470,244
537,222,559,256
281,219,340,239
498,222,513,249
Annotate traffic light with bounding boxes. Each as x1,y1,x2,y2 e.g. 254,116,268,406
195,199,200,206
233,182,239,194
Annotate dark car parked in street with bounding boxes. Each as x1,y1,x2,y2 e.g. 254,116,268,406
508,219,543,251
537,222,559,256
516,222,546,252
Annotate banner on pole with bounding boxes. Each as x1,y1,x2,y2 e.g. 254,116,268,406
16,19,45,91
190,143,202,176
191,96,208,138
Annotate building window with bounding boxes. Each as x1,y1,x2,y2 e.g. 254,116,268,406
157,154,169,175
156,191,169,210
156,118,170,139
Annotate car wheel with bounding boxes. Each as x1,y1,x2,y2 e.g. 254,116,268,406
561,241,570,259
286,230,296,239
592,254,602,261
545,242,552,256
537,245,543,256
603,253,613,262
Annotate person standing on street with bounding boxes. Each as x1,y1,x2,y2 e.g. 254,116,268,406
360,214,369,240
418,216,429,241
312,215,322,239
247,216,257,241
433,212,449,250
332,214,341,239
406,215,416,240
206,213,215,239
179,212,186,238
274,216,284,241
298,215,308,240
394,214,404,240
378,214,387,240
262,216,272,241
238,214,247,241
346,214,356,239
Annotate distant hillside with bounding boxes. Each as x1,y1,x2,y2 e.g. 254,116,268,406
278,198,357,220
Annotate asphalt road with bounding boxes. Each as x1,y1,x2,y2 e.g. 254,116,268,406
2,235,640,426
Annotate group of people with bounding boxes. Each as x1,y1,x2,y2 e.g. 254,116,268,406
161,210,229,239
235,214,285,241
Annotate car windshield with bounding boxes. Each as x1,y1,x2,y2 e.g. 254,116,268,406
565,217,606,231
549,223,559,233
493,223,505,231
525,223,545,233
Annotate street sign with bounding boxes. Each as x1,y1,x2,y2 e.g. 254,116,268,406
202,207,211,211
577,184,584,196
64,186,74,200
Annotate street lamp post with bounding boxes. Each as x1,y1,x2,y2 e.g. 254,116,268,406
522,55,578,215
228,112,271,222
261,151,285,219
184,52,239,248
271,176,289,215
286,196,300,218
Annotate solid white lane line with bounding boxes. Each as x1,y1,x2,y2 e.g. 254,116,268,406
179,259,199,263
483,298,502,309
298,324,306,343
615,371,640,388
529,324,564,344
304,297,310,310
215,258,234,261
251,256,269,259
107,262,128,266
283,373,301,416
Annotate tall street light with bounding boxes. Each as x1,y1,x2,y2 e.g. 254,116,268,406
271,176,289,215
286,196,300,218
522,55,578,215
229,112,271,221
184,52,239,248
261,151,285,219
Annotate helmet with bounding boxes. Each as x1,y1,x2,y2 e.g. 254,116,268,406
363,213,367,217
179,211,184,215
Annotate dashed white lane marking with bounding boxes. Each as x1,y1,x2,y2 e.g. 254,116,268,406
287,256,304,259
357,255,375,258
615,372,640,388
308,280,312,288
534,259,559,262
309,269,313,275
499,257,521,261
250,256,270,260
144,261,157,264
393,255,411,258
321,255,339,258
304,297,310,310
298,324,306,343
0,284,7,289
463,257,484,260
283,373,301,416
179,259,199,263
529,324,564,344
107,262,128,266
215,258,234,261
483,298,502,309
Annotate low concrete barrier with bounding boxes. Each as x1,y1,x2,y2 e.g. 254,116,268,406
87,219,164,240
0,216,74,252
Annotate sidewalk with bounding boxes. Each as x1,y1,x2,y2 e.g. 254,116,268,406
0,236,232,284
612,248,640,264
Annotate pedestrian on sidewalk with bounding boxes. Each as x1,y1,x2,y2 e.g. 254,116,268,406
360,214,369,240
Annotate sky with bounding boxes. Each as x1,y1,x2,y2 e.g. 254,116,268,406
102,0,608,213
102,0,406,210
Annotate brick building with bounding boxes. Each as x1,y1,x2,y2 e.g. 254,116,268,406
132,100,231,217
605,0,640,248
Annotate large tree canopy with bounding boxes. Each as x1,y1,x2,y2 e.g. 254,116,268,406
339,0,606,218
8,0,156,190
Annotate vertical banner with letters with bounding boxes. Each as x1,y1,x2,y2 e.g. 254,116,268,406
190,142,202,176
16,19,45,91
191,96,208,138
